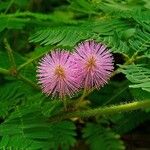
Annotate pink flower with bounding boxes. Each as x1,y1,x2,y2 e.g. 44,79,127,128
73,40,114,90
37,50,80,98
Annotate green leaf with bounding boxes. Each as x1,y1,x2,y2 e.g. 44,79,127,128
0,82,24,118
97,33,129,54
129,29,150,52
130,82,150,92
88,81,131,106
42,101,63,117
130,88,150,100
112,111,150,134
0,1,9,12
0,16,29,32
120,64,150,92
29,25,94,47
29,19,131,55
0,104,76,150
0,51,25,69
143,50,150,58
69,0,97,14
83,123,125,150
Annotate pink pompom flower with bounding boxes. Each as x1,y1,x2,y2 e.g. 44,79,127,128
37,50,80,99
73,40,114,90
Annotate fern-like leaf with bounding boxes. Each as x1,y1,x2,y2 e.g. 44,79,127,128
111,111,150,135
0,104,76,150
129,29,150,52
29,19,131,55
29,25,94,47
68,0,97,14
0,82,24,118
120,64,150,92
83,123,125,150
0,16,29,32
97,34,129,55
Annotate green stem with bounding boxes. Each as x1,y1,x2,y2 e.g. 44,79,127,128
17,74,39,90
2,40,39,90
18,52,47,71
63,97,68,111
18,46,55,71
4,38,17,70
79,76,90,101
0,67,39,90
136,55,147,60
51,100,150,121
18,58,35,71
80,87,87,102
111,69,120,77
0,68,10,75
124,51,139,65
4,0,15,14
102,85,128,106
76,51,141,103
3,12,53,20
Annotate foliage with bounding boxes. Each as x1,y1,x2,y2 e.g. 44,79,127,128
111,111,150,135
0,98,76,150
120,64,150,92
83,123,125,150
0,0,150,149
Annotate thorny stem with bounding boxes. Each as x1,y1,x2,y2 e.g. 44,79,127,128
0,47,149,122
50,100,150,122
71,50,144,119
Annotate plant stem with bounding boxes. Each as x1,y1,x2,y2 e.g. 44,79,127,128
4,38,17,70
0,68,10,75
18,46,55,71
51,100,150,122
102,85,128,106
63,97,68,111
4,0,15,14
17,74,39,90
0,67,39,90
18,59,35,71
2,39,39,90
5,12,53,20
79,76,90,101
80,87,87,102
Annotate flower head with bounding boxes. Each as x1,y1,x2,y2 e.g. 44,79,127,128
37,50,80,98
73,40,114,89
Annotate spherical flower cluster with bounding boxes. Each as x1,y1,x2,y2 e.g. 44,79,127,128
73,40,114,90
37,50,80,98
37,40,114,99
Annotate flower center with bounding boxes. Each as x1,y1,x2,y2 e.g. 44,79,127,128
86,56,96,71
55,65,65,78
